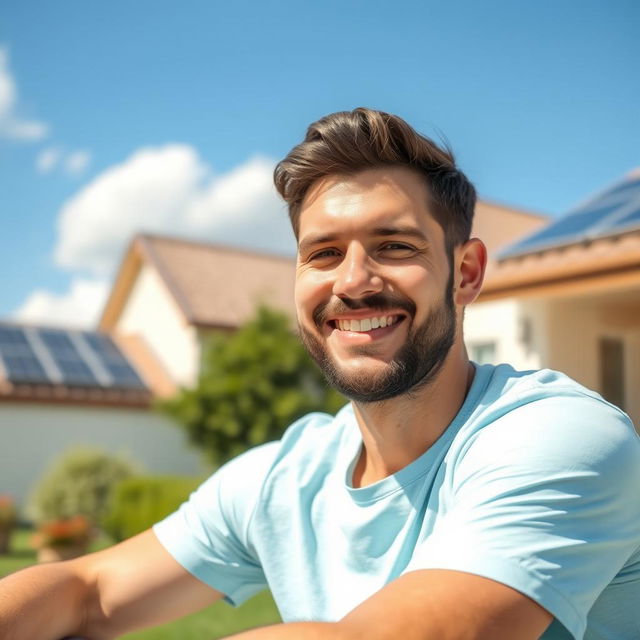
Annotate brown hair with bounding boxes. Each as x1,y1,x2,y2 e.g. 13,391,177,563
274,107,476,251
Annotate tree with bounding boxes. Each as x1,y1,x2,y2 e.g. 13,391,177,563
161,306,345,466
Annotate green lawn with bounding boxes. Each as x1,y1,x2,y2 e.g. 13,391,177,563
0,528,281,639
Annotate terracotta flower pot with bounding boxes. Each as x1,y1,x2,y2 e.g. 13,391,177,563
37,542,88,563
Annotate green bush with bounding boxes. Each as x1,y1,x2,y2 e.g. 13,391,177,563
28,447,138,526
161,305,345,466
103,475,203,542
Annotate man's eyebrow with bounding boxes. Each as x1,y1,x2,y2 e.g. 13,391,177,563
371,226,429,242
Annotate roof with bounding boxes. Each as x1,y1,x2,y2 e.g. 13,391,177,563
471,200,548,276
480,170,640,301
100,234,297,330
499,170,640,259
0,321,173,407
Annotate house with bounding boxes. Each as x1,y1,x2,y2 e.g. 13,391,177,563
465,169,640,427
0,322,206,508
98,234,298,387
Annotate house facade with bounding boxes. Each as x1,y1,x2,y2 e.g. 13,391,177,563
465,170,640,427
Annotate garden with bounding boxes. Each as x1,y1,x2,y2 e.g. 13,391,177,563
0,449,280,639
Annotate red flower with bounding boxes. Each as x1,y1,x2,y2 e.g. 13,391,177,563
31,515,94,549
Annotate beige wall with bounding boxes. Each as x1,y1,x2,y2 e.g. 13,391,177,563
0,403,209,513
544,296,640,428
116,264,200,386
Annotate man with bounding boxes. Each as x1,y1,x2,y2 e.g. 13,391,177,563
1,108,639,640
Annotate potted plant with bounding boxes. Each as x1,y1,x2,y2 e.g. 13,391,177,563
27,447,138,563
31,514,94,562
0,495,17,554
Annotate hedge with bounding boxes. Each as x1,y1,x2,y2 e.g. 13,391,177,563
103,475,203,542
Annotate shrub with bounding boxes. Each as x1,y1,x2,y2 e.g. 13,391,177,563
102,475,203,542
161,305,345,466
28,447,139,526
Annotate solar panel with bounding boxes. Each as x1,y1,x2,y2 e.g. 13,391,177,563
103,362,146,388
81,332,146,389
616,204,640,229
35,328,99,386
83,333,125,361
499,173,640,259
2,354,49,384
0,326,30,348
0,326,53,385
39,329,77,353
604,176,640,200
501,203,623,256
0,323,148,393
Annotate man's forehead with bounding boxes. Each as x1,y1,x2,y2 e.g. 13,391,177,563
297,167,437,241
301,167,430,208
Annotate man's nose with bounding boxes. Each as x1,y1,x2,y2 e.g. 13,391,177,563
332,245,383,299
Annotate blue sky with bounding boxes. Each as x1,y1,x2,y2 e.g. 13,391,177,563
1,0,638,326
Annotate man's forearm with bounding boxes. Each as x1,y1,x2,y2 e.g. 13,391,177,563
0,562,95,640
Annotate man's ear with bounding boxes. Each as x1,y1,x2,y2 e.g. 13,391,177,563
453,238,487,306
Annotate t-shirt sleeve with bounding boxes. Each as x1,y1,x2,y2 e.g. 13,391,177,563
405,394,640,640
153,441,280,606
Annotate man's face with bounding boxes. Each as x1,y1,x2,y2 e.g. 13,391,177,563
294,167,458,403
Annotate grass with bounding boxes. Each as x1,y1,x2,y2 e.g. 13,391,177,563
0,527,281,639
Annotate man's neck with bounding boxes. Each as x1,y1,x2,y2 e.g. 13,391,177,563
350,345,475,488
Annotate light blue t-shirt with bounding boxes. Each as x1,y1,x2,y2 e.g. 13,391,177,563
154,364,640,639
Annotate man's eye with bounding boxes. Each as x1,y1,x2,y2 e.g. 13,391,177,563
309,248,340,261
380,243,415,253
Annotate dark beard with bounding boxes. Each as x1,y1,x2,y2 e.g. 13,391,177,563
298,274,456,403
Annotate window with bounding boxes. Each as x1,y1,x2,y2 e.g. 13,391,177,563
469,342,496,365
599,337,626,410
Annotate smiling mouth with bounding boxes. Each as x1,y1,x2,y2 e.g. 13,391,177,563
329,314,404,333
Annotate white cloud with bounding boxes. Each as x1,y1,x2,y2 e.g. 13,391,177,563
13,278,110,329
54,144,294,276
36,147,61,173
65,149,91,176
35,147,92,176
0,47,48,141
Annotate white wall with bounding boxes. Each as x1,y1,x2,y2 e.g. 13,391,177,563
0,403,209,513
464,298,546,370
117,264,200,386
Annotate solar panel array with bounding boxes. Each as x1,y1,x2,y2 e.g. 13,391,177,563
499,173,640,259
0,324,147,390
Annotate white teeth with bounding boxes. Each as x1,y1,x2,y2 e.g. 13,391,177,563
336,315,398,332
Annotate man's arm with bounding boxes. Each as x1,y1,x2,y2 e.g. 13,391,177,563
226,569,552,640
0,529,223,640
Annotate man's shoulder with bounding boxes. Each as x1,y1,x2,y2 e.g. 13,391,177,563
475,362,630,420
457,363,639,476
